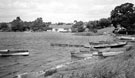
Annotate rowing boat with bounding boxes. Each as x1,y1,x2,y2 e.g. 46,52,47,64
117,36,135,41
0,49,29,56
84,41,127,48
92,51,124,57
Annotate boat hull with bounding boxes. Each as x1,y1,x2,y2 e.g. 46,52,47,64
102,51,123,57
0,49,29,56
92,51,124,57
0,52,29,56
117,36,135,42
86,41,127,48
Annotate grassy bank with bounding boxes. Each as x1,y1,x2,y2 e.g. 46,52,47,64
50,44,135,78
73,27,115,36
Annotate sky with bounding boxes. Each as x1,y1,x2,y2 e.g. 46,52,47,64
0,0,135,23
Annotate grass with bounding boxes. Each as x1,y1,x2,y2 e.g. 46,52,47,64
50,44,135,78
73,32,98,36
93,49,135,78
73,27,115,36
97,27,115,35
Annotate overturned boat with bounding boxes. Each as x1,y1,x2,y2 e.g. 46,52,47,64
0,49,29,56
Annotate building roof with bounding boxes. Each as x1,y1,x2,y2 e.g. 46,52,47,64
49,24,72,29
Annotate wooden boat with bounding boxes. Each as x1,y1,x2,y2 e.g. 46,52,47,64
81,44,132,54
117,36,135,41
71,50,124,58
0,49,29,56
102,51,124,57
80,47,111,53
84,41,127,48
71,51,93,58
106,41,127,48
92,51,124,57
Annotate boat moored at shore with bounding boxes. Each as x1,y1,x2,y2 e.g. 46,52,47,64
0,49,29,56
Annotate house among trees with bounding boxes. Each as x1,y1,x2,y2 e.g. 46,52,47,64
48,24,72,32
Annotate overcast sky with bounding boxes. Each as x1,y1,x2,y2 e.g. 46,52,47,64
0,0,135,23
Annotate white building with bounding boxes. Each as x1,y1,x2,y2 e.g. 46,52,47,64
49,24,72,32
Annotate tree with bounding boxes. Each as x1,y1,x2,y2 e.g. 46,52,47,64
98,18,111,28
30,17,48,31
87,20,99,29
23,21,32,31
0,23,9,31
72,21,85,32
111,2,135,31
11,17,24,31
57,22,65,25
86,20,101,32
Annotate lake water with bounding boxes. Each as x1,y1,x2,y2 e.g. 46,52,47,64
0,32,113,78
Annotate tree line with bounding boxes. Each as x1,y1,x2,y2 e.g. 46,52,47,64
72,2,135,34
0,2,135,33
72,18,111,32
0,17,51,32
